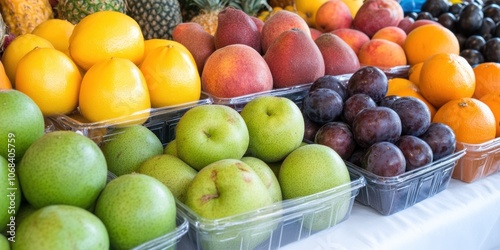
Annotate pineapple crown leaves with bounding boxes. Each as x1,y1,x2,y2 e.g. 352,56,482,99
189,0,232,11
232,0,271,16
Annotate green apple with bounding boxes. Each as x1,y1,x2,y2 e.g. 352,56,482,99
18,131,107,210
12,204,109,250
94,173,177,250
0,155,21,235
279,144,351,231
101,125,163,176
175,105,249,170
240,96,304,163
184,159,276,249
0,234,9,250
163,139,177,156
241,156,282,203
136,154,197,203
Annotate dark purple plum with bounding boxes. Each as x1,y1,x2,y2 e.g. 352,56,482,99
362,141,406,177
460,49,485,66
314,121,356,160
347,66,388,103
342,93,377,126
420,0,450,17
395,135,434,171
464,35,486,51
458,3,483,35
390,96,431,136
352,106,402,148
348,147,367,167
483,4,500,23
378,95,400,108
303,114,321,142
438,12,457,33
309,75,349,102
302,88,344,124
482,37,500,62
419,122,457,161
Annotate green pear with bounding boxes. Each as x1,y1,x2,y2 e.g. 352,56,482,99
163,139,177,157
12,204,109,250
184,159,276,249
94,173,177,250
0,156,21,235
136,154,197,203
101,125,163,176
175,105,249,170
0,234,9,250
279,144,351,231
241,156,282,203
240,96,304,163
18,131,107,209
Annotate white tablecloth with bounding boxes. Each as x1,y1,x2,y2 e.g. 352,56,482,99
282,172,500,250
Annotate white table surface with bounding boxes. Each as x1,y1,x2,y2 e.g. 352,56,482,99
281,172,500,250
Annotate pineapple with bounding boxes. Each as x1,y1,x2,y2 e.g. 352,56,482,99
178,0,200,22
235,0,271,16
188,0,231,36
269,0,294,8
57,0,125,24
0,0,53,37
126,0,183,40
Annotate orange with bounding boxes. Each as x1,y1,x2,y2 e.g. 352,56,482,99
31,18,75,56
0,61,12,89
479,93,500,137
472,62,500,99
15,47,82,116
69,11,144,71
433,97,496,144
140,45,201,108
403,23,460,66
386,77,437,118
78,57,150,125
1,34,54,86
408,62,423,85
419,53,476,108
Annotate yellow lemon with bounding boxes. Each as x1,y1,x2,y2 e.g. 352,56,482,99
69,11,144,71
1,34,54,86
15,47,82,116
140,45,201,108
78,57,150,125
31,19,75,56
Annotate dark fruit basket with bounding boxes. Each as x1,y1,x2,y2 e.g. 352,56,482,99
48,93,212,146
176,172,365,250
132,215,189,250
452,138,500,183
347,149,466,216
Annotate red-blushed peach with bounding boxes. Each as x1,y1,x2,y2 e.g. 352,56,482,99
405,19,440,34
315,0,353,33
330,28,370,55
372,26,407,46
261,10,311,53
352,0,404,37
397,16,415,33
310,27,323,40
201,44,273,98
357,39,407,68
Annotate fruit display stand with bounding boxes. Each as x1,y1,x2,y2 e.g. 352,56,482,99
347,149,466,215
176,172,365,250
47,93,212,146
452,137,500,183
280,171,500,250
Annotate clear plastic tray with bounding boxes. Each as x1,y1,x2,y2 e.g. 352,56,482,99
453,138,500,183
177,172,365,250
48,93,212,146
347,150,466,216
132,215,189,250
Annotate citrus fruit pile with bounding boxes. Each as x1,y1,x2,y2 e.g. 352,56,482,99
0,11,201,124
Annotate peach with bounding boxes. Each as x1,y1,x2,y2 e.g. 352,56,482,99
372,26,407,46
357,39,407,68
201,44,273,98
352,0,404,37
405,19,440,34
330,28,370,55
315,0,353,33
310,27,323,40
397,16,415,33
172,22,216,74
315,33,360,75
